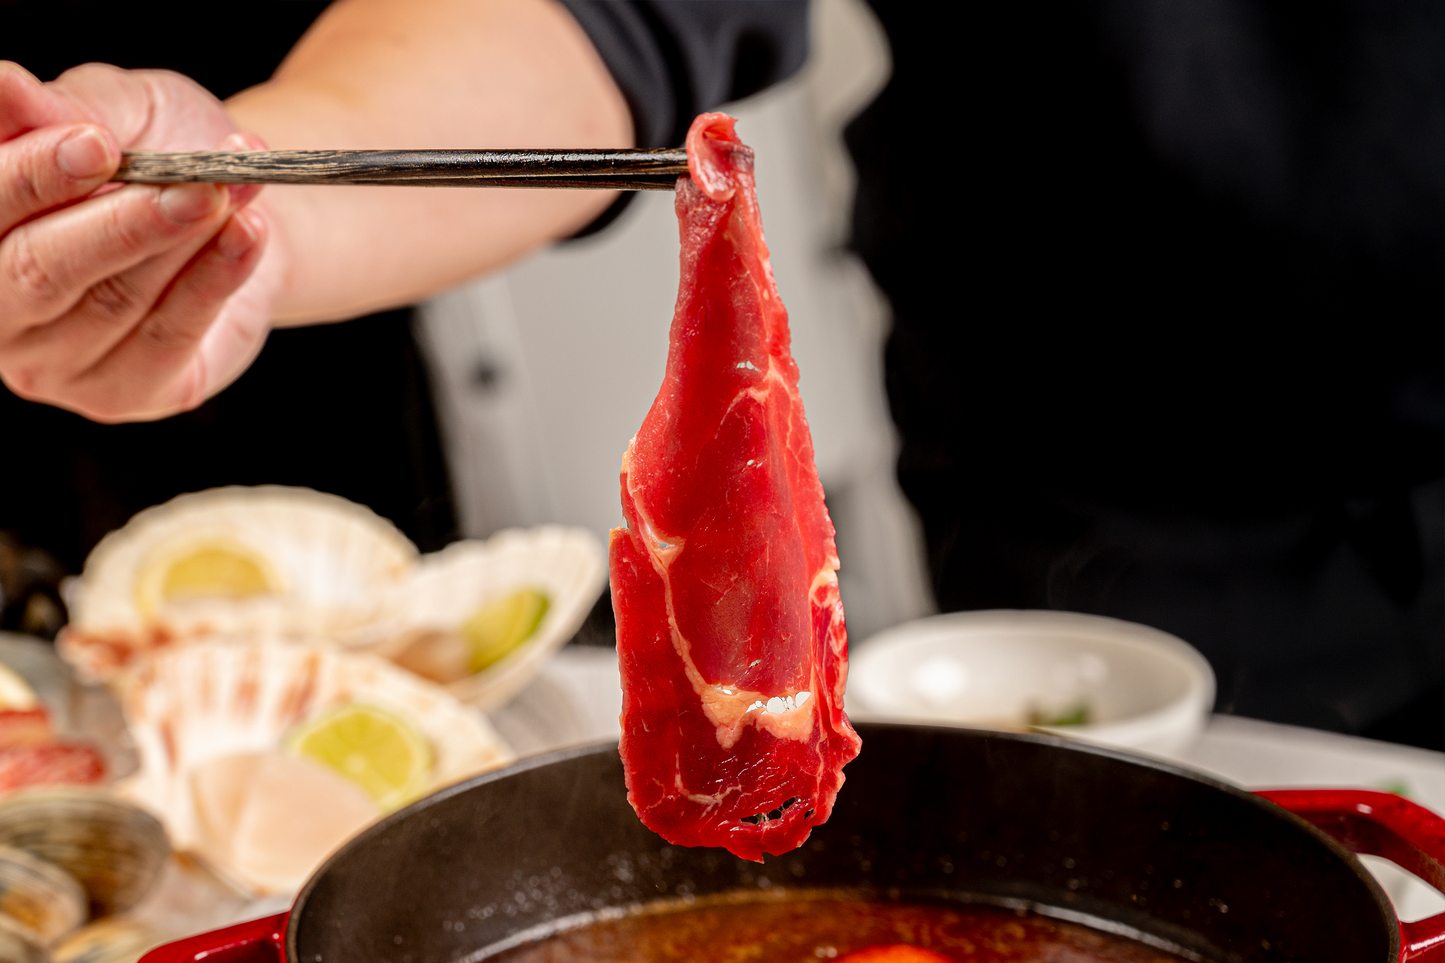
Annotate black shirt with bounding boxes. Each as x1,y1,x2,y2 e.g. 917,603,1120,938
2,1,1439,741
844,1,1443,740
0,1,807,564
573,1,1444,740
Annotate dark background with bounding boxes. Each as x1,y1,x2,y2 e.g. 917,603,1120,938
0,4,457,557
1,1,1440,749
846,1,1443,748
0,3,457,639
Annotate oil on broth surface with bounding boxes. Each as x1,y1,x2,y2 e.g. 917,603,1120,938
489,893,1189,962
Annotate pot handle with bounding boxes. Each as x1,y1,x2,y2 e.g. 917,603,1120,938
1257,789,1445,963
137,913,289,963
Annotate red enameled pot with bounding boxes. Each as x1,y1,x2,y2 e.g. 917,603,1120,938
139,724,1445,962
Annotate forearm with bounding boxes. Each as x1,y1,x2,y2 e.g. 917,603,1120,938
226,0,632,324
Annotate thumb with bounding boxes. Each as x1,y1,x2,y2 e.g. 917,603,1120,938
0,61,80,141
50,64,235,151
47,63,162,147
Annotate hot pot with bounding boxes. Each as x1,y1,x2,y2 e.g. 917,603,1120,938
140,723,1445,962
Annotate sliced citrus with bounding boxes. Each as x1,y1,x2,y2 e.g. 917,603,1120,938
286,704,432,811
460,588,549,673
134,539,281,615
162,545,275,602
0,664,37,711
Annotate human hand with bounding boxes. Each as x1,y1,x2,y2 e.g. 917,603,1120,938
0,62,284,422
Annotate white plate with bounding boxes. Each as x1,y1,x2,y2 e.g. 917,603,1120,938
848,610,1215,758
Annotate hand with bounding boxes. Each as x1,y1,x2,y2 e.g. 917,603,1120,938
0,62,284,422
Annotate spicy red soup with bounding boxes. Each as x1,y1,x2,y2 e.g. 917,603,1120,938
489,892,1190,962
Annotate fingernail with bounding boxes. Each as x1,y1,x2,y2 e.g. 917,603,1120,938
216,211,259,261
57,128,113,179
158,183,224,223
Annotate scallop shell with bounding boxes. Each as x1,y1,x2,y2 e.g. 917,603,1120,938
0,844,86,946
117,640,514,895
59,487,418,681
0,789,169,918
364,526,607,711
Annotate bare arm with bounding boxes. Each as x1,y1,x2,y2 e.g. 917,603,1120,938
229,0,632,323
0,0,630,421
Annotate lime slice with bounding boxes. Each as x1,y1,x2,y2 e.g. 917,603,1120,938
460,589,550,673
286,704,433,811
0,664,36,711
162,546,275,602
135,539,281,615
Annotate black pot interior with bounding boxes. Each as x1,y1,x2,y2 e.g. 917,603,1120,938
289,723,1397,962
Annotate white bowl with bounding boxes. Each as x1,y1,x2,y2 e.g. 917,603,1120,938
847,610,1215,758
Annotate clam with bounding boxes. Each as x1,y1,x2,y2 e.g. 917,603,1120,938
0,789,169,918
0,919,45,963
58,487,419,681
366,526,607,710
0,843,86,946
51,918,162,963
118,640,514,895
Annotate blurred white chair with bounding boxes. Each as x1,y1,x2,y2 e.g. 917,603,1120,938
416,0,932,640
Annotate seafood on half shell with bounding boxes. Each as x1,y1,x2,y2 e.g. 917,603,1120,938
117,640,513,895
367,526,607,710
58,487,418,681
51,918,162,963
0,789,169,918
0,842,86,946
0,919,45,963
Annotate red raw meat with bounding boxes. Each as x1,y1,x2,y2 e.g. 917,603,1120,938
611,112,861,862
0,708,53,748
0,742,105,792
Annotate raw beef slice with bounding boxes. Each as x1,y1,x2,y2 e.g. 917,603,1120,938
610,112,861,862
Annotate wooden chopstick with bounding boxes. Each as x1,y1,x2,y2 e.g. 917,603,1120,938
113,148,690,190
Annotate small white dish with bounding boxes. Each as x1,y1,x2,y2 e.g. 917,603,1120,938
848,610,1215,758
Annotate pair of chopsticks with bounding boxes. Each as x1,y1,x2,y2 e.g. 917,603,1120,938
113,148,689,190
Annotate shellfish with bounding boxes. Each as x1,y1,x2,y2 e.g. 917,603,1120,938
51,918,161,963
59,488,418,681
0,919,45,963
118,640,513,895
0,789,169,918
368,526,607,710
0,843,85,946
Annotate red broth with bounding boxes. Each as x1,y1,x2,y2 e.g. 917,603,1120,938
489,892,1190,962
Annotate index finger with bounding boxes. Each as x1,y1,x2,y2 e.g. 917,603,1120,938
0,62,78,141
0,122,119,231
